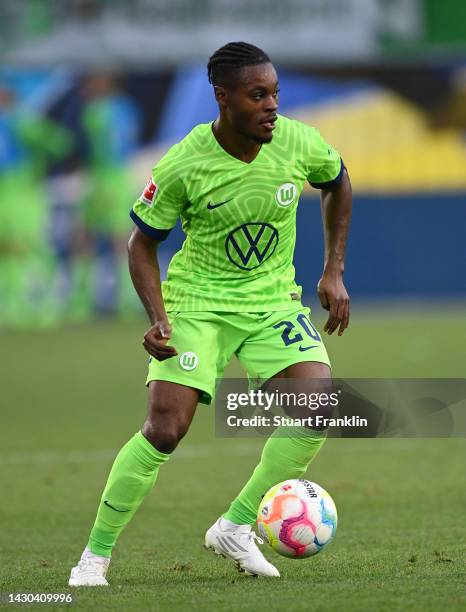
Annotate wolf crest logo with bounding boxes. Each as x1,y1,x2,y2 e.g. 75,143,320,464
275,182,297,207
179,352,199,371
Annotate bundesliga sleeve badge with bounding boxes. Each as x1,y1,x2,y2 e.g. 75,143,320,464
140,178,159,207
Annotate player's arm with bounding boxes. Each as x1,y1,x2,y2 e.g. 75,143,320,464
317,168,352,336
306,128,352,336
129,157,186,359
128,227,177,360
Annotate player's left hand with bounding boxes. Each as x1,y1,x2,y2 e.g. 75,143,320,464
317,273,350,336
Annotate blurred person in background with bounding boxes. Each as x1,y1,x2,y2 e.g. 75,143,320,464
47,166,88,322
80,73,141,316
0,84,73,328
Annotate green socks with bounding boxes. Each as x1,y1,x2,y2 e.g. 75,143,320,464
223,427,326,525
88,431,170,557
87,427,325,556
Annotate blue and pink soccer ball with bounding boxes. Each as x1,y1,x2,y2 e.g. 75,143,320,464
257,479,337,558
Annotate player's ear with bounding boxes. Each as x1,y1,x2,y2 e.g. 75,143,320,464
214,85,228,107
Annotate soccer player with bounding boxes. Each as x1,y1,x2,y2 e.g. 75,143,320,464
69,42,351,585
80,73,141,315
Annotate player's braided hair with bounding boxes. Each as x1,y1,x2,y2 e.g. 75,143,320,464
207,42,271,87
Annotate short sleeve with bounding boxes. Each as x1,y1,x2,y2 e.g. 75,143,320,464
306,129,344,190
130,150,187,241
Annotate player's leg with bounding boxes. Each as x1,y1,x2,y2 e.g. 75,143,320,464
88,381,199,551
222,362,330,527
69,381,199,586
207,362,330,577
207,308,330,573
70,310,219,586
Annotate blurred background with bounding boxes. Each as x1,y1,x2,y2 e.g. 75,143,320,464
0,0,465,329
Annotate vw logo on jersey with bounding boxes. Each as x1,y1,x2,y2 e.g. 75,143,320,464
225,223,279,271
275,182,297,207
179,352,199,371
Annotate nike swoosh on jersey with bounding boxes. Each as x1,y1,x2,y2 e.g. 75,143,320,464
207,198,233,210
103,500,130,513
298,345,318,352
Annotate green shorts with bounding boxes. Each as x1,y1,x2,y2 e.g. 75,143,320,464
146,304,331,404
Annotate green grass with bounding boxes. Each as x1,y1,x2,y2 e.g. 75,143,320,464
1,306,465,611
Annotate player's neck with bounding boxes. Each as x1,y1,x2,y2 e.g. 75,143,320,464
212,118,261,164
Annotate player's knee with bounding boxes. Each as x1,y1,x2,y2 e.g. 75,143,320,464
143,422,182,454
143,403,190,454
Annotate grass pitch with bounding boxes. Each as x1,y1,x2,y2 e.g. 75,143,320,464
1,305,465,611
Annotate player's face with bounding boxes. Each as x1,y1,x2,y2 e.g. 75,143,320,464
223,63,279,144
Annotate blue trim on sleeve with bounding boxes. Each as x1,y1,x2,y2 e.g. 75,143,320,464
129,209,172,241
310,158,345,190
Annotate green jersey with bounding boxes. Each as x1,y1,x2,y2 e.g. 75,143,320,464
131,114,343,312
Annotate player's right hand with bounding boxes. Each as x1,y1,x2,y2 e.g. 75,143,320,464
142,320,178,361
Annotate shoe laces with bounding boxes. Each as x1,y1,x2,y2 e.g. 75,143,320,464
238,530,264,549
78,556,109,572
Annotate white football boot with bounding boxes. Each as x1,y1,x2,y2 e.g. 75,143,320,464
205,517,280,577
68,548,110,587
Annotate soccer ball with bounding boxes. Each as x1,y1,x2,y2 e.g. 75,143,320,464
257,479,337,558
